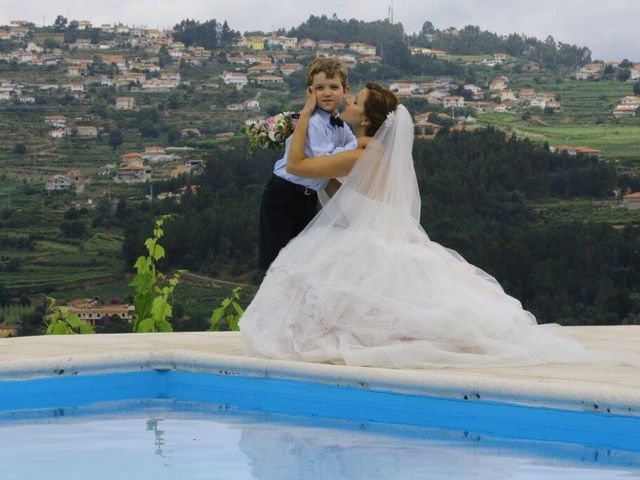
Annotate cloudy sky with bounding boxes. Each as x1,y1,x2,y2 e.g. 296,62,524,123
1,0,637,60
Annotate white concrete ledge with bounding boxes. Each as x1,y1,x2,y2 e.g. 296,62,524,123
1,327,639,416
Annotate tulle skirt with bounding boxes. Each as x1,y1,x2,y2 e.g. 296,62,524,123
239,215,601,368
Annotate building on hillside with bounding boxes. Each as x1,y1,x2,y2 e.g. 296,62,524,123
253,74,284,85
280,63,302,76
222,71,248,89
349,43,376,56
49,128,66,138
66,298,134,326
463,84,484,100
45,175,73,191
246,36,266,50
114,163,152,183
70,126,98,138
552,145,600,156
494,53,507,63
120,152,143,164
613,105,637,117
248,64,276,74
44,115,68,128
621,96,640,107
298,38,316,49
442,96,465,108
576,63,604,80
489,76,509,91
623,192,640,210
115,96,135,110
409,47,447,57
389,82,418,96
181,128,201,137
171,164,192,178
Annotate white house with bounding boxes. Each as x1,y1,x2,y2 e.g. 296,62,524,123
49,129,67,138
45,175,73,191
621,96,640,107
613,105,637,117
349,43,376,56
389,82,419,95
443,96,465,108
222,71,248,89
243,99,260,111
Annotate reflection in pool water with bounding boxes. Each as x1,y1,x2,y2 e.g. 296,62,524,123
0,402,638,480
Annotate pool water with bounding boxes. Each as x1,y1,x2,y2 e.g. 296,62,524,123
1,401,639,480
1,370,639,479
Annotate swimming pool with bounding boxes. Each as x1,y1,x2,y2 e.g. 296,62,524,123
1,368,639,479
1,331,639,479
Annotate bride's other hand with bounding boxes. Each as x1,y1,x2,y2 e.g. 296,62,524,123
301,86,316,117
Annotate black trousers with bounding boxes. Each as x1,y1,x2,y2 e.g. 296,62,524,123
259,174,318,270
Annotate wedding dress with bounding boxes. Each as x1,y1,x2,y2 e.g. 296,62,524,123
239,105,635,368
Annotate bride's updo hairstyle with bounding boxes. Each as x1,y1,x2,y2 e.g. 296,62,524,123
363,82,399,137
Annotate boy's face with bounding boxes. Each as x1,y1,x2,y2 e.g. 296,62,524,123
310,72,349,114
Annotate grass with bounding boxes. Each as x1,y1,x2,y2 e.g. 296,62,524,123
478,112,640,159
529,198,640,225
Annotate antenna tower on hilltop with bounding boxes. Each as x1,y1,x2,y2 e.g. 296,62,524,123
388,0,394,24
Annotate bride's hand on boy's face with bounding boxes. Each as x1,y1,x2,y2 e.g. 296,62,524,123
301,86,317,116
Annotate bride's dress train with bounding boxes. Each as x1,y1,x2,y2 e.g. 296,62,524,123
239,106,637,368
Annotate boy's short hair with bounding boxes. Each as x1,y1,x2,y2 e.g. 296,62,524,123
306,58,349,88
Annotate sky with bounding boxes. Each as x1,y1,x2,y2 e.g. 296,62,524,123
1,0,637,60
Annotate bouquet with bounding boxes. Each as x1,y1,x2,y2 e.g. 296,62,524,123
241,112,300,155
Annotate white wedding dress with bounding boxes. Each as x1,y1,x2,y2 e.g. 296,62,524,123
239,106,634,368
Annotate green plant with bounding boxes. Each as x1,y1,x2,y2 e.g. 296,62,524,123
209,287,244,331
129,216,183,333
44,297,95,335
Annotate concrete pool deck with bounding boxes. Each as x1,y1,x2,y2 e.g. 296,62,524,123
0,326,639,416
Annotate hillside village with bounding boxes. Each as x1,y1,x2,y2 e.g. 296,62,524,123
1,19,640,196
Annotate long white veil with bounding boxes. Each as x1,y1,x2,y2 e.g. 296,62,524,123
304,105,421,242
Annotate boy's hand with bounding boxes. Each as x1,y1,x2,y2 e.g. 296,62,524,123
301,86,317,117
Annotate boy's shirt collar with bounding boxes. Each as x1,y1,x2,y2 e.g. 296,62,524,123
314,107,341,123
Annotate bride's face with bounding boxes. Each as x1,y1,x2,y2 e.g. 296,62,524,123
341,89,369,131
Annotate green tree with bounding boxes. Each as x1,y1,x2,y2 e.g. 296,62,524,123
43,38,60,50
60,219,86,238
13,143,27,155
109,129,124,150
53,15,67,32
64,20,79,44
617,69,631,82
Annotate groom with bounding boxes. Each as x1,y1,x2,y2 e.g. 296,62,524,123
258,58,357,271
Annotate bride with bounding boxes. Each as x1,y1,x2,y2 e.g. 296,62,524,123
239,83,632,368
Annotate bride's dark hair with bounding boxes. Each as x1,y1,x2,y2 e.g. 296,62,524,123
364,82,399,137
